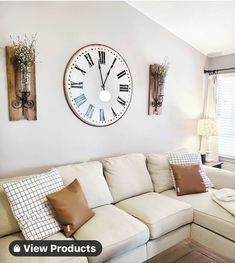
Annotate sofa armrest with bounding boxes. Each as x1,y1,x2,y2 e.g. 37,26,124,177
204,165,235,189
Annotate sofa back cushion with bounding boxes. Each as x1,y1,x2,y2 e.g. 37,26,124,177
0,175,30,237
56,161,113,208
147,154,173,193
102,153,153,202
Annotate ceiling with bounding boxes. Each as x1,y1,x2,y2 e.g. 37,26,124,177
128,1,235,57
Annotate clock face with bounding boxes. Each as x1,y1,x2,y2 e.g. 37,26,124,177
64,44,133,127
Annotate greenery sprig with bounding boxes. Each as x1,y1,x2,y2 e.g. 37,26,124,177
150,57,170,79
11,34,37,73
158,58,170,78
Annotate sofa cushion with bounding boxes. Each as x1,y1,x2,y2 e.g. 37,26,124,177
106,245,147,263
147,154,174,193
0,175,30,237
3,170,64,240
73,204,149,263
162,189,235,242
102,153,153,202
47,179,95,237
56,161,113,208
115,192,193,239
204,165,235,189
0,232,88,263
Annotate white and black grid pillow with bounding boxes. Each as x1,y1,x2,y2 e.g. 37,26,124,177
3,169,64,240
167,152,214,189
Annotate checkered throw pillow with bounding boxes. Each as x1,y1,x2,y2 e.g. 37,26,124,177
168,152,214,189
3,169,64,240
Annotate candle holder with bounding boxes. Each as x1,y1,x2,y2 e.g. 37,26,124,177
11,66,34,116
5,46,37,121
148,60,169,115
12,90,34,116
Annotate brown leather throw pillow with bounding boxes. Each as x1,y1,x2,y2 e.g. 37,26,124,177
47,179,95,237
170,164,206,196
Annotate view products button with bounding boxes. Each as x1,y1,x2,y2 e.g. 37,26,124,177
9,240,102,257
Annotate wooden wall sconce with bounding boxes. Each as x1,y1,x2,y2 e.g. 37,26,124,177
5,47,37,121
148,64,165,115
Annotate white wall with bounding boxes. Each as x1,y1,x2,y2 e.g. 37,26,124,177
0,1,206,178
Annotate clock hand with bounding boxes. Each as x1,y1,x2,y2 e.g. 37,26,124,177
103,58,117,87
98,60,105,90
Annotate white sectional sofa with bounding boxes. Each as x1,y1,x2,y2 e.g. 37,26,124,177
0,153,235,263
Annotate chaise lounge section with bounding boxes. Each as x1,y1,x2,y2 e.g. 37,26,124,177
162,166,235,258
147,153,235,260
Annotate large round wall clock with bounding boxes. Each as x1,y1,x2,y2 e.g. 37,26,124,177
64,44,133,127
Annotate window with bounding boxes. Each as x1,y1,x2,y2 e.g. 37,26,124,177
217,73,235,159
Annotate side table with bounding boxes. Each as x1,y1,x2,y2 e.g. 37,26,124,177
204,161,223,169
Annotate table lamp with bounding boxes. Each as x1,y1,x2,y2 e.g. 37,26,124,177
197,118,218,163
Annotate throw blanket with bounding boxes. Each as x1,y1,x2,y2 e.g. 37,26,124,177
213,188,235,201
212,188,235,216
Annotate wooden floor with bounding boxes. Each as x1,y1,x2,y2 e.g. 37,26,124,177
145,239,234,263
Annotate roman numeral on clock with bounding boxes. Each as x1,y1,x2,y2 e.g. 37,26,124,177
111,107,117,117
98,51,105,64
75,65,86,75
85,104,95,119
117,96,126,107
100,109,105,122
84,53,94,67
74,94,87,108
71,81,83,89
117,70,126,79
120,84,129,92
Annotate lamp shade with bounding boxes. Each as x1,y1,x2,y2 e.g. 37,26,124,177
197,118,218,136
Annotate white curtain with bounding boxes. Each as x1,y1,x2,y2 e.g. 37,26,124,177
200,74,218,161
204,75,217,118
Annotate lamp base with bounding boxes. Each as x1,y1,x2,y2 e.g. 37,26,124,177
201,154,206,164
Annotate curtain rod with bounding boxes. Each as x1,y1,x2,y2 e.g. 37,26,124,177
204,67,235,74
